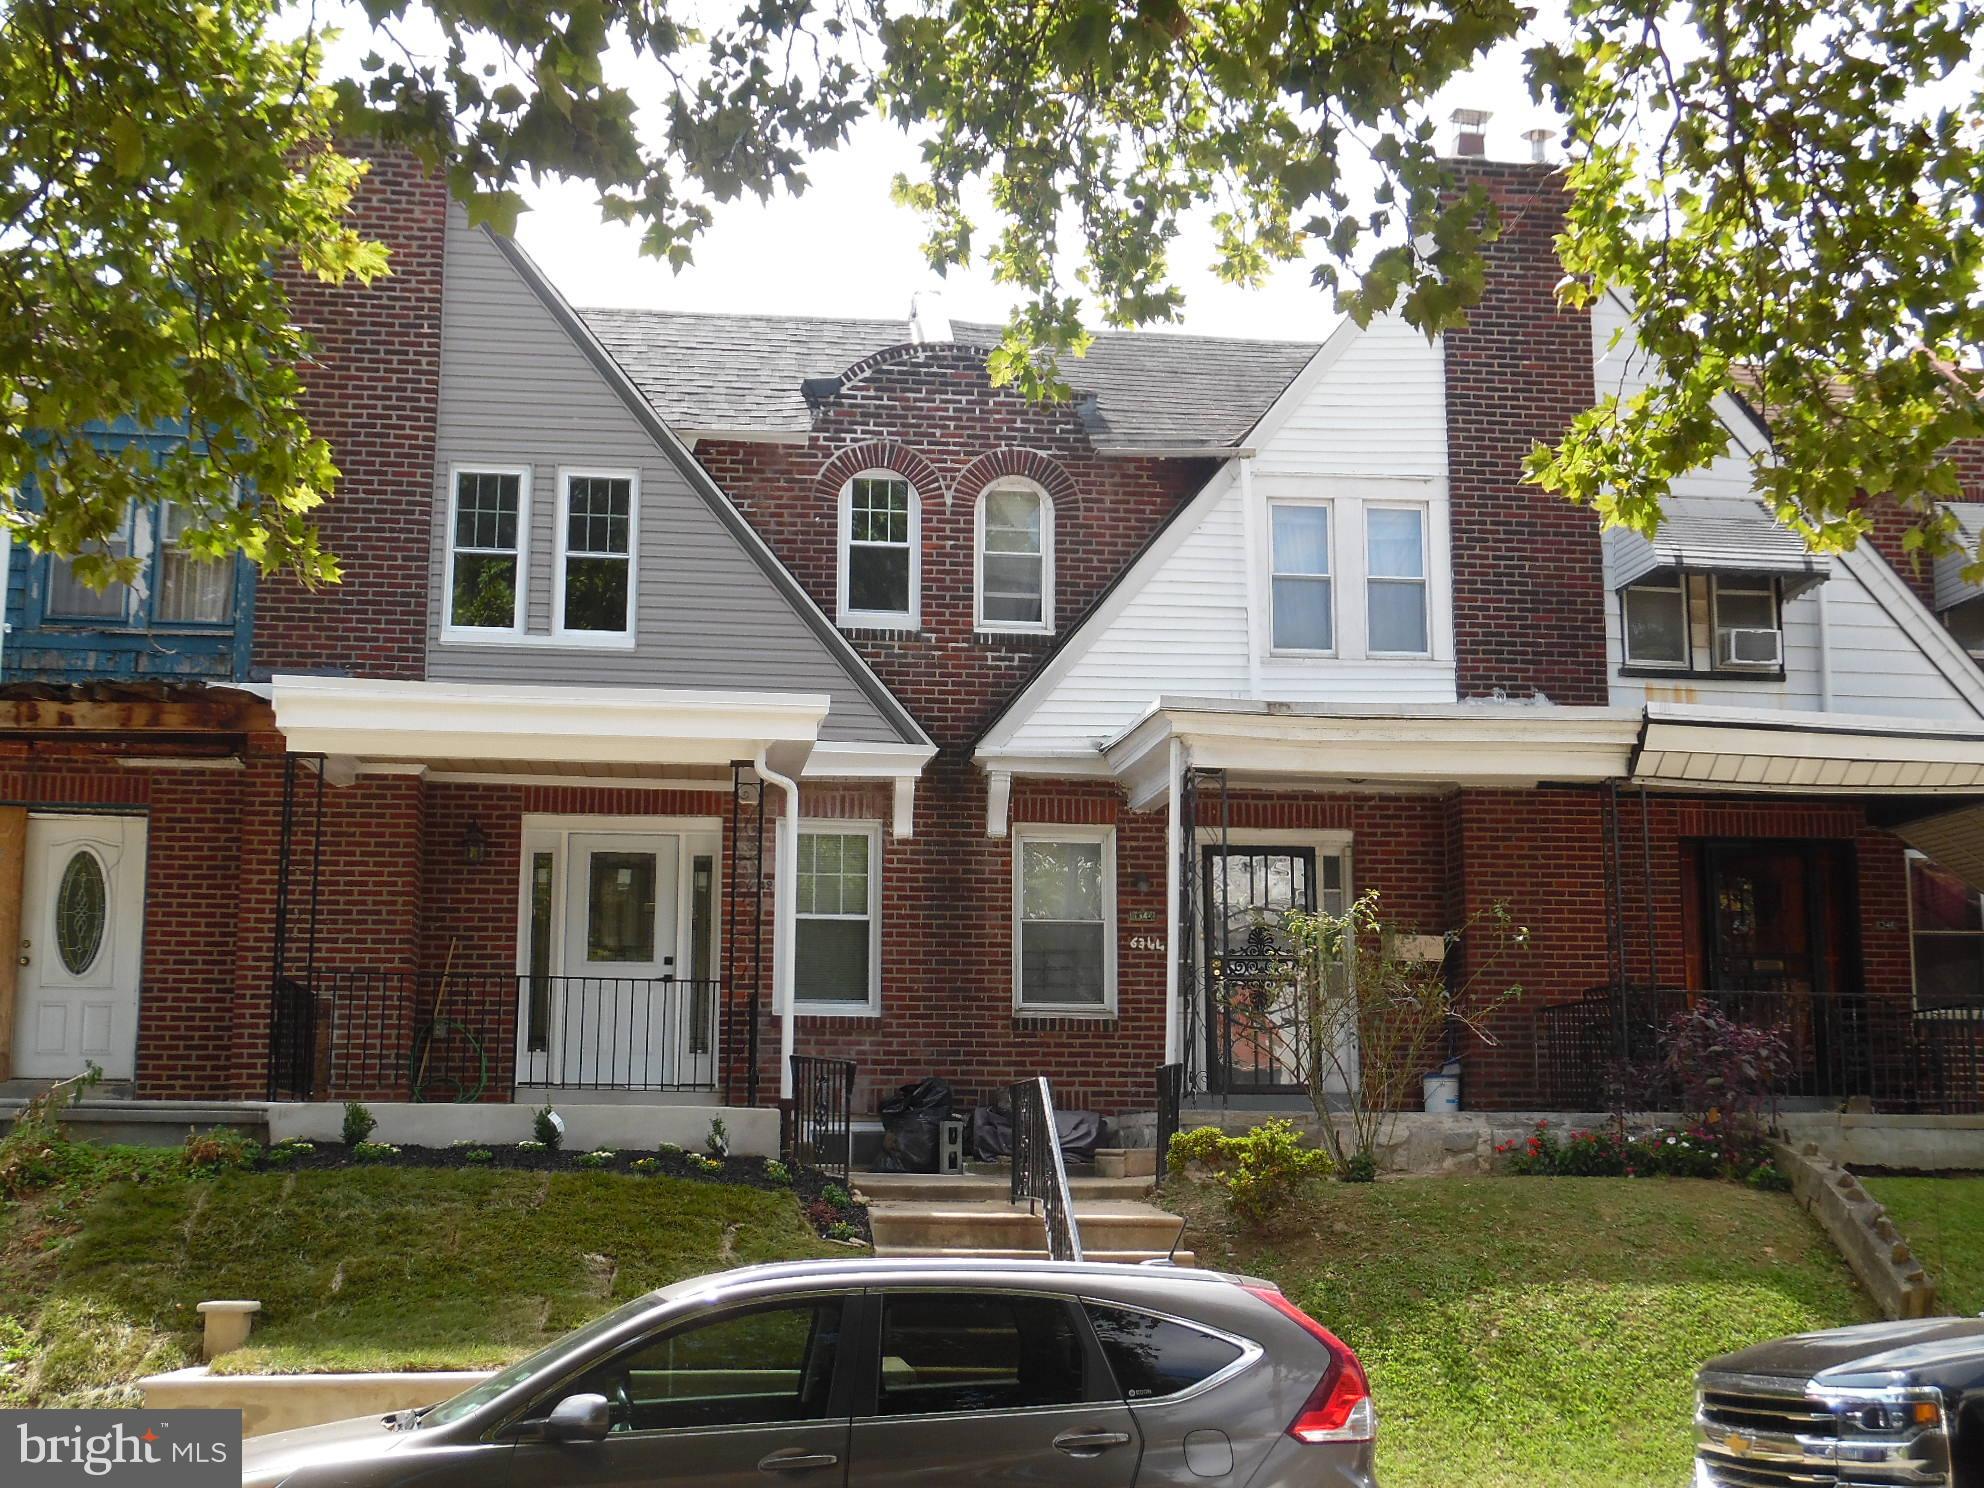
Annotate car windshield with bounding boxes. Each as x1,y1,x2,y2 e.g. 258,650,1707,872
420,1293,661,1427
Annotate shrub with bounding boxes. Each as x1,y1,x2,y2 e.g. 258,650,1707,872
180,1128,257,1175
463,1148,493,1164
826,1220,857,1243
340,1102,376,1148
706,1117,730,1158
1660,1004,1793,1136
0,1064,103,1197
820,1182,852,1208
351,1141,400,1162
532,1105,563,1151
1166,1119,1332,1226
1339,1151,1379,1184
1498,1119,1785,1187
656,1140,684,1156
763,1159,791,1184
687,1153,723,1174
629,1156,661,1174
576,1148,616,1169
264,1139,314,1165
516,1139,547,1154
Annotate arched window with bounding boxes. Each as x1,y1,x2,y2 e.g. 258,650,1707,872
975,479,1053,633
837,470,920,629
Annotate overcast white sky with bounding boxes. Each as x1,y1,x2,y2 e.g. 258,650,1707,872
300,5,1557,341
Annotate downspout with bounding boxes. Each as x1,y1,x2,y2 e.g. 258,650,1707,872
754,747,801,1101
1163,736,1183,1066
1816,581,1834,713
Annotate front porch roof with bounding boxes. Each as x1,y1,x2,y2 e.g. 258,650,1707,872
1098,697,1645,807
270,675,831,773
1633,703,1984,793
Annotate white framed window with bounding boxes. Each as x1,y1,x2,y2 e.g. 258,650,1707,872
1012,824,1116,1014
1268,501,1333,653
975,479,1053,633
1622,572,1689,668
794,823,882,1015
1710,575,1780,671
838,471,919,629
444,465,529,635
555,469,637,643
1365,504,1429,655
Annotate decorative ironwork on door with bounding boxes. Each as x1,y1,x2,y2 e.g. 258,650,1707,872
1203,846,1318,1095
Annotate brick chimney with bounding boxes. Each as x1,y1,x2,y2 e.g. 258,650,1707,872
258,144,449,681
1440,154,1610,706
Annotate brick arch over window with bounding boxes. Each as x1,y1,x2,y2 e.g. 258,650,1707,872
812,441,948,509
954,449,1082,515
836,341,1000,388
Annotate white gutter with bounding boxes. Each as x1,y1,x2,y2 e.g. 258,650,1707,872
1816,580,1834,713
754,748,802,1102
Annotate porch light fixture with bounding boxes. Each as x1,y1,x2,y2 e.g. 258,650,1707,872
462,820,488,866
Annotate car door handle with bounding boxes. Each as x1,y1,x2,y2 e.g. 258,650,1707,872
757,1449,840,1473
1053,1429,1132,1456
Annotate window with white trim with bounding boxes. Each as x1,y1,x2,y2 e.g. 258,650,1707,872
795,825,882,1013
1013,825,1115,1011
1710,575,1780,670
1622,572,1689,668
1365,505,1429,655
558,471,636,638
840,472,918,627
976,480,1052,632
1268,502,1333,652
446,468,527,633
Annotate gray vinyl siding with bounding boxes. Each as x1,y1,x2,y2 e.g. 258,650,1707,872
429,209,905,745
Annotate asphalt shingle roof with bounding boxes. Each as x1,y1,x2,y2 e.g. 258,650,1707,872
580,308,1320,452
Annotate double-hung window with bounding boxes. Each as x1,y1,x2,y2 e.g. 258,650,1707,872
977,480,1052,632
1711,575,1781,669
445,467,527,633
1909,854,1984,1012
1013,824,1115,1012
1622,572,1689,668
558,471,636,640
1365,505,1429,654
1269,502,1333,652
794,824,881,1013
45,503,233,626
840,472,918,628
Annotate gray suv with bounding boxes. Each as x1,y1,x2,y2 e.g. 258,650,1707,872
242,1256,1378,1487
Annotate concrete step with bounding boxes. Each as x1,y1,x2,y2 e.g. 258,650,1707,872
854,1171,1153,1204
1093,1147,1158,1179
866,1200,1187,1256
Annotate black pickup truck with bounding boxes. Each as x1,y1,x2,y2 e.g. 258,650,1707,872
1697,1317,1984,1487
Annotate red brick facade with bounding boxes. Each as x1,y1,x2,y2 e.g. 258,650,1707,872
1442,161,1610,706
255,146,446,679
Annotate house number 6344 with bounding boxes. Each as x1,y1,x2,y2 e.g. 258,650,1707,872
1128,934,1164,952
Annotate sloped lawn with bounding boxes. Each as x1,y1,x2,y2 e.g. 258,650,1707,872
1861,1176,1984,1315
1174,1175,1874,1488
2,1163,838,1404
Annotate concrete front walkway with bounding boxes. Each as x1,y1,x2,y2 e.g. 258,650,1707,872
855,1169,1192,1263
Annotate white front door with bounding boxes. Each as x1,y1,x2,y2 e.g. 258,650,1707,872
14,814,147,1080
549,831,681,1089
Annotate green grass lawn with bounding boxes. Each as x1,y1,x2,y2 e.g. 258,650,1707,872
1174,1175,1874,1488
2,1163,837,1405
1863,1176,1984,1315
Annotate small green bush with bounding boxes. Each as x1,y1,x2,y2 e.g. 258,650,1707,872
1167,1119,1332,1226
656,1140,684,1156
1499,1120,1787,1189
826,1220,857,1242
532,1105,563,1151
820,1182,852,1208
264,1139,314,1165
707,1116,730,1158
516,1139,547,1154
351,1141,399,1162
1339,1150,1379,1184
687,1153,723,1175
629,1156,661,1174
576,1148,616,1170
340,1102,376,1147
763,1159,791,1184
462,1148,493,1165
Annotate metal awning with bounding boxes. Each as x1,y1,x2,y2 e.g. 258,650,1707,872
1608,497,1831,598
1634,704,1984,793
1933,503,1984,613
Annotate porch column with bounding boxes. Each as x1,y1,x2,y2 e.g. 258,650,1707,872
755,749,801,1102
0,806,25,1080
1163,738,1182,1067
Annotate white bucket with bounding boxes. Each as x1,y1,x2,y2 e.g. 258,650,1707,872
1422,1072,1461,1114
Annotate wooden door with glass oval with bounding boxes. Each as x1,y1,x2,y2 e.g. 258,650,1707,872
516,825,722,1093
13,814,147,1080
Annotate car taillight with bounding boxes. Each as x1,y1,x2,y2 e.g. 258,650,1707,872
1244,1284,1376,1445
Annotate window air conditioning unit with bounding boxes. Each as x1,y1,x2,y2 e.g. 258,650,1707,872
1718,627,1783,667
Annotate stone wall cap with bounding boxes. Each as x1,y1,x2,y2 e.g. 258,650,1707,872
197,1300,263,1314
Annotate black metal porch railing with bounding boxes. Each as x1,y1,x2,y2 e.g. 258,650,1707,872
1010,1076,1083,1262
787,1055,855,1181
303,970,724,1102
1538,986,1984,1115
1153,1062,1185,1190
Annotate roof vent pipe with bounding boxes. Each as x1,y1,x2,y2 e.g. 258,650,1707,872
909,290,952,345
1523,127,1552,164
1450,108,1491,158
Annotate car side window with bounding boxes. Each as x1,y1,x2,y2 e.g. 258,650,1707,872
558,1298,843,1434
1084,1303,1243,1400
876,1292,1086,1416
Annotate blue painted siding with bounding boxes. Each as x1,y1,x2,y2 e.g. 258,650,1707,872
4,424,256,684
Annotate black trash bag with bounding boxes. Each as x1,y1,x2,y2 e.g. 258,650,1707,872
873,1076,954,1173
969,1092,1102,1166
